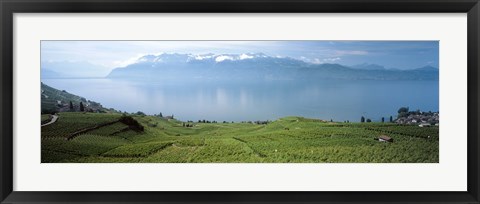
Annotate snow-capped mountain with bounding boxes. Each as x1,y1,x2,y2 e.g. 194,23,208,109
351,63,386,70
106,53,438,81
129,53,277,64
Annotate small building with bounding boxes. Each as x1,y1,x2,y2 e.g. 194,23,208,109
419,123,431,127
378,135,393,143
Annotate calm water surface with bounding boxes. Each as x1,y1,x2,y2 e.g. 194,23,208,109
42,78,439,122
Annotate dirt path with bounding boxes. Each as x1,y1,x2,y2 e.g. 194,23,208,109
41,115,58,127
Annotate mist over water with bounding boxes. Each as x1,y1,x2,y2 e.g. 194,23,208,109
42,78,438,122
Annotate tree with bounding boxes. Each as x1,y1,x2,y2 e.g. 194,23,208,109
159,112,163,117
415,109,421,114
361,116,365,123
381,117,385,123
390,116,393,123
79,102,84,112
69,101,74,111
366,119,372,123
398,107,409,114
171,114,174,119
398,107,410,118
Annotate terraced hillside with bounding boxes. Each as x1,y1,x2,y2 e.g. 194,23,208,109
41,112,439,163
41,82,106,114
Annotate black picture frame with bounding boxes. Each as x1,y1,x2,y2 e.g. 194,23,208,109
1,0,479,203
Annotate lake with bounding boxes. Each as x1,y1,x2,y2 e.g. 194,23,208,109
41,78,439,122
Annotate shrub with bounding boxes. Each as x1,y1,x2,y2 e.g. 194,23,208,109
119,116,144,132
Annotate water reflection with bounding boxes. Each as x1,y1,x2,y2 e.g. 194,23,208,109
42,78,439,122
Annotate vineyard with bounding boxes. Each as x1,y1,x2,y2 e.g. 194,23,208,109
41,112,123,138
41,113,439,163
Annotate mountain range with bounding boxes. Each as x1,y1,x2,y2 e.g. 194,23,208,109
45,53,439,81
106,53,438,81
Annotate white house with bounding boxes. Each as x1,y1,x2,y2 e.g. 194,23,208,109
419,123,431,127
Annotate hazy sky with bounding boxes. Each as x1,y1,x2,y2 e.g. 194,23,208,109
41,41,439,71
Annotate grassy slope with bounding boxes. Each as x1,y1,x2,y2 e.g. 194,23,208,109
41,113,439,163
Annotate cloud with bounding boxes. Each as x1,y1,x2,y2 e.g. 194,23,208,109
193,54,215,60
311,59,322,64
323,57,341,62
215,55,235,62
112,52,166,67
301,57,341,64
239,53,254,60
334,50,368,56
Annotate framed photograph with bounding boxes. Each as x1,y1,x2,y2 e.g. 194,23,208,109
1,0,479,203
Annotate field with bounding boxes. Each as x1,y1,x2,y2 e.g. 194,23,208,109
41,112,439,163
